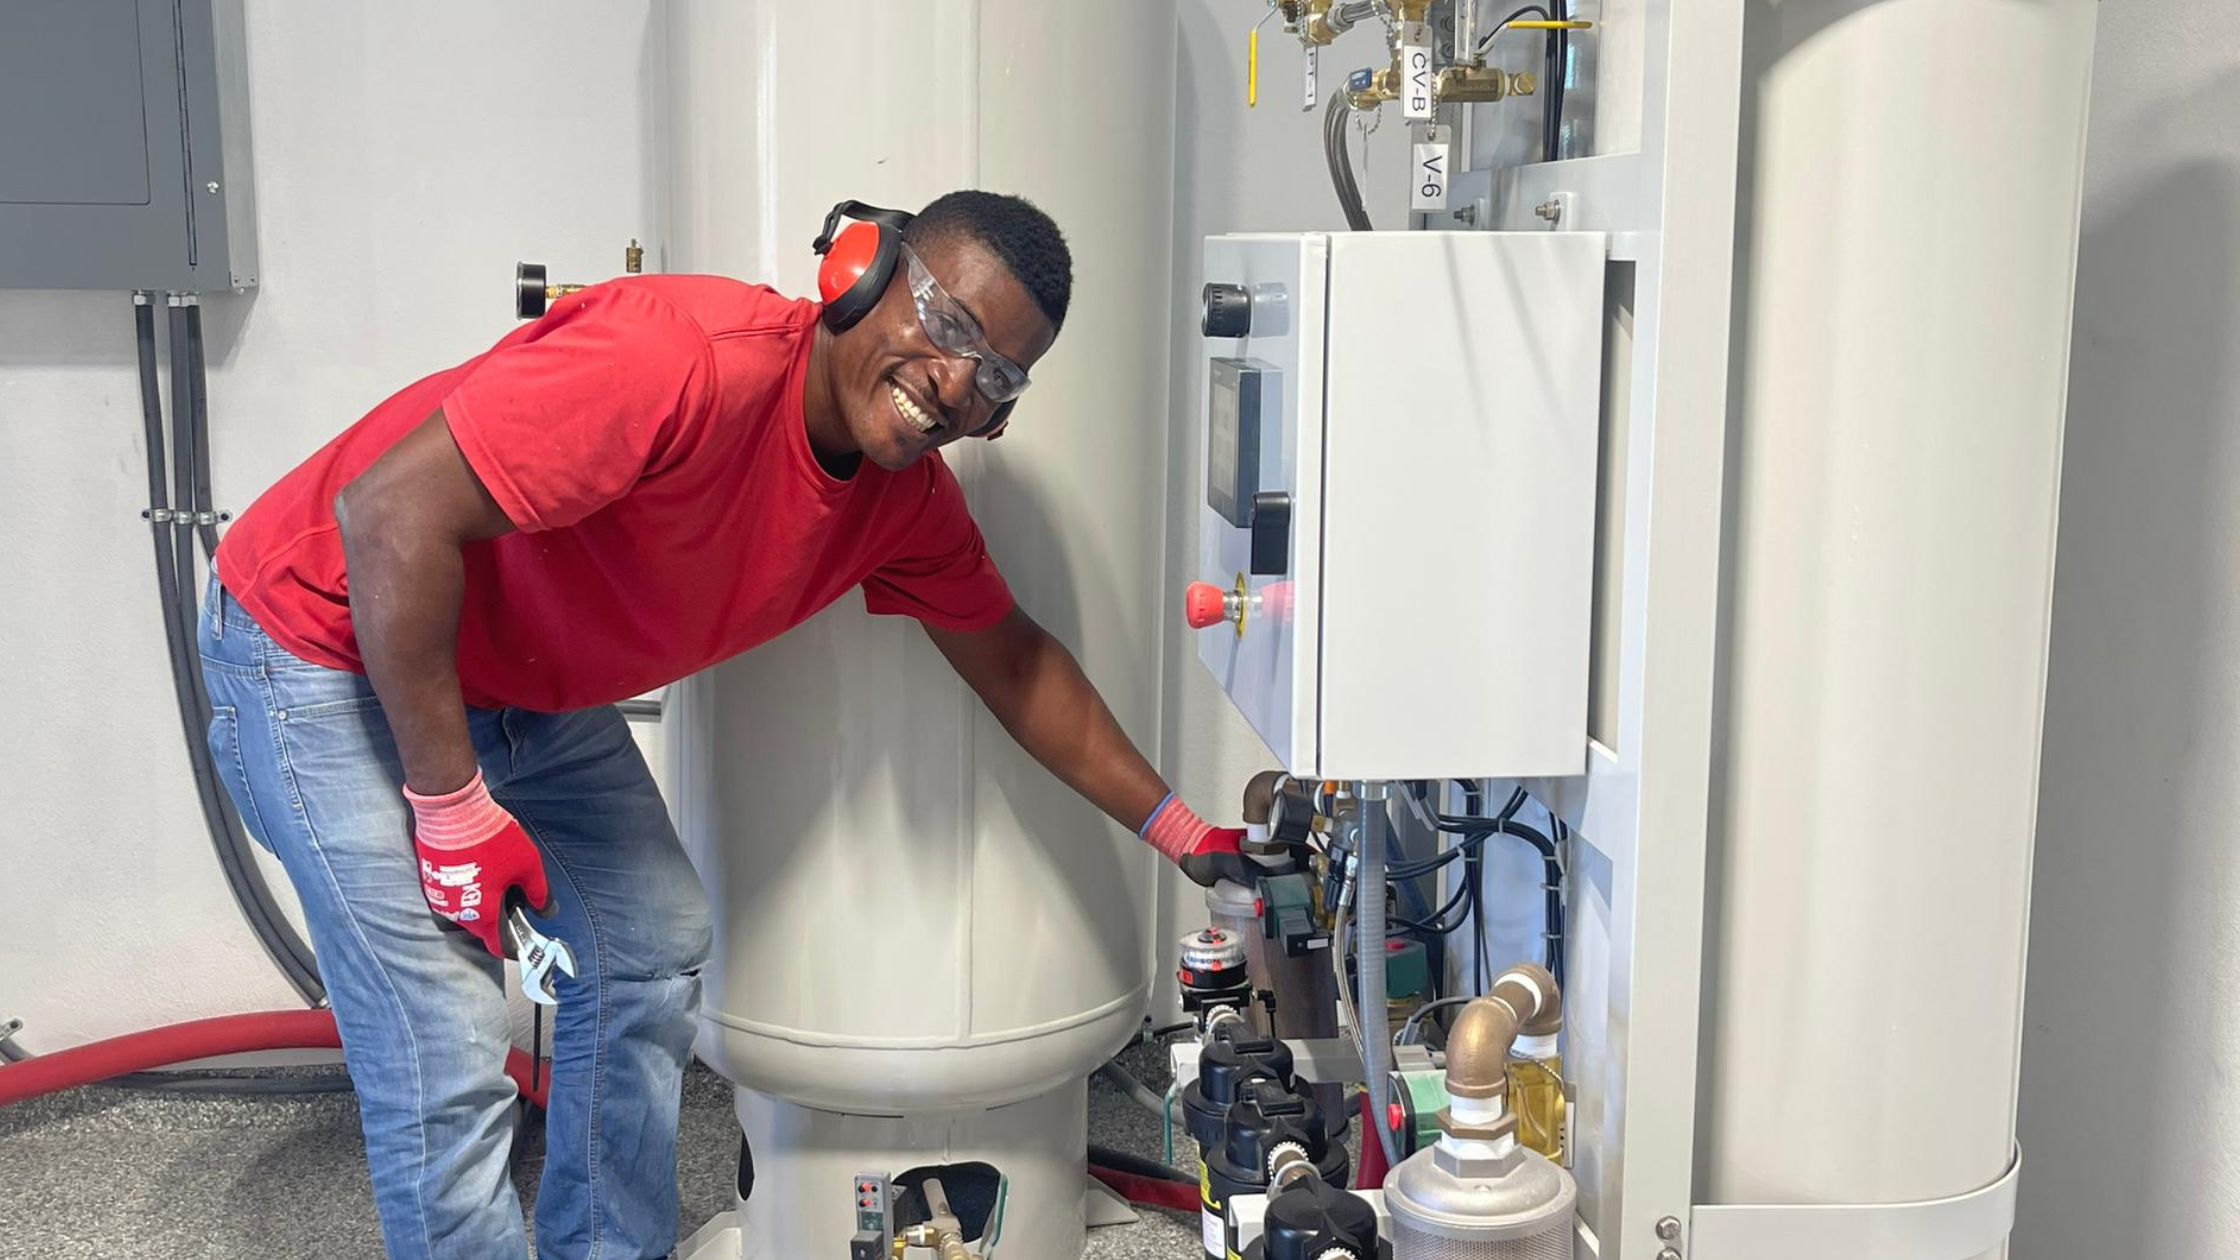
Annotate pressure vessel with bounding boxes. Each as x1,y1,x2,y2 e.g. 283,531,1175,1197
1701,4,2096,1253
663,2,1178,1257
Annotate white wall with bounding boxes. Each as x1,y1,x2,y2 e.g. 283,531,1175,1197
0,1,666,1049
2014,3,2240,1256
1152,3,1411,1013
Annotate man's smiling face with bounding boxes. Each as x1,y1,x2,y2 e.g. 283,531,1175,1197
824,231,1058,472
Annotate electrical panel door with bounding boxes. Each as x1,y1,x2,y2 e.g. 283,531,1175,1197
0,0,257,292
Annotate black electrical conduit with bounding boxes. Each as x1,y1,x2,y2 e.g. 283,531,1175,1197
141,294,326,1007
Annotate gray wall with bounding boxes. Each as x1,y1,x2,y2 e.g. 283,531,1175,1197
2015,3,2240,1256
0,1,667,1048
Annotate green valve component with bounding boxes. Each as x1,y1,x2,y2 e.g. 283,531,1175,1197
1383,938,1429,1001
1257,872,1324,958
1389,1067,1450,1158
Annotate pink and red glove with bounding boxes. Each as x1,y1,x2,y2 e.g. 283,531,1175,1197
406,771,549,958
1141,793,1250,889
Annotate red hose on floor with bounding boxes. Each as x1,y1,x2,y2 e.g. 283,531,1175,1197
0,1010,550,1109
1087,1165,1201,1213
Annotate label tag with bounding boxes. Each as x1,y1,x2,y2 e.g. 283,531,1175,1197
1412,124,1450,211
1203,1208,1224,1256
1401,21,1434,119
1302,44,1318,111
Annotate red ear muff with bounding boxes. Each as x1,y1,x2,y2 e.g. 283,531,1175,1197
817,221,898,331
813,200,912,333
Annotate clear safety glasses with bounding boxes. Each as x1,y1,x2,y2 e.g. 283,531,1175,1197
902,245,1033,405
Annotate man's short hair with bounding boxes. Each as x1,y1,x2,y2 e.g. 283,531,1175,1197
906,190,1072,331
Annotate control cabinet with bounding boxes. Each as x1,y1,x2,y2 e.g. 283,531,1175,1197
0,0,258,291
1191,232,1603,779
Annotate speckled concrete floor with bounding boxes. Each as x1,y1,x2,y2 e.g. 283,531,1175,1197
0,1045,1200,1260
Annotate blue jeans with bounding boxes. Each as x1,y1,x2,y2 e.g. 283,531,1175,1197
197,576,712,1260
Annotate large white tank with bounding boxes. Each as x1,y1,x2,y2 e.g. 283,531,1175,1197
662,2,1177,1258
1701,0,2095,1247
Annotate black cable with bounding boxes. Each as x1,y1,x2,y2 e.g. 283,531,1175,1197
1475,4,1553,54
142,298,325,1006
1088,1145,1196,1185
1544,0,1570,163
1324,93,1375,231
185,303,220,560
1428,799,1565,988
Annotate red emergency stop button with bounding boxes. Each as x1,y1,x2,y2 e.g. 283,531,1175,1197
1185,581,1229,629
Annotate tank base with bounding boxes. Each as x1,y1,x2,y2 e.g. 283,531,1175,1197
680,1078,1093,1260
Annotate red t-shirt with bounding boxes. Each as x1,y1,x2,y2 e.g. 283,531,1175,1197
215,277,1013,712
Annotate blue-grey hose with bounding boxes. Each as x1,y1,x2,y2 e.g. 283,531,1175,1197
1356,785,1401,1169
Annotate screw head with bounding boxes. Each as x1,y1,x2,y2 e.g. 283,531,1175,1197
1657,1217,1682,1241
1536,199,1563,222
205,180,220,194
1656,1250,1681,1260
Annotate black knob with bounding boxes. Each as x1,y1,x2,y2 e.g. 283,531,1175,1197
1262,1178,1380,1260
1202,283,1253,338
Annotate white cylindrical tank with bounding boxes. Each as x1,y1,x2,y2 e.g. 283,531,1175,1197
662,2,1176,1258
1702,0,2095,1244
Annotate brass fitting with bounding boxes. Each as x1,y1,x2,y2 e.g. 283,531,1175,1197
1437,963,1561,1141
1302,0,1376,46
624,238,644,274
1433,64,1536,102
1243,770,1286,825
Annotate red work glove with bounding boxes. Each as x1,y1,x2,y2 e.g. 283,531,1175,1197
405,771,549,958
1140,793,1252,889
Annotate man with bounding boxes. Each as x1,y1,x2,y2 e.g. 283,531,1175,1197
198,190,1245,1260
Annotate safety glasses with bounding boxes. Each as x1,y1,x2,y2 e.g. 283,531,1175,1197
903,244,1033,406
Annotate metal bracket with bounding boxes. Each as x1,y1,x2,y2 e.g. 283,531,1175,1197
141,508,232,528
1688,1146,2019,1260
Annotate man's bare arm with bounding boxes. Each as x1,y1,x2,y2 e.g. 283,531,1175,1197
334,409,515,793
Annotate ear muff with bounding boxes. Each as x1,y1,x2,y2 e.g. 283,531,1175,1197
813,200,913,332
969,398,1016,439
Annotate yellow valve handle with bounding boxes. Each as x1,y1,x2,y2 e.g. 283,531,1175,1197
1248,27,1259,107
1505,19,1594,29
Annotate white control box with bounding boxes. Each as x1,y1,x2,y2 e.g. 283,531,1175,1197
1193,232,1604,779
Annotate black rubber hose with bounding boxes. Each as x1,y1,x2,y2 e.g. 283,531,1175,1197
185,303,219,560
149,299,325,1006
1325,93,1375,231
1087,1145,1195,1185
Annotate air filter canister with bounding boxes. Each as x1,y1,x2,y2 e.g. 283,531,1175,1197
1384,1139,1575,1260
1241,1176,1390,1260
1205,1080,1350,1260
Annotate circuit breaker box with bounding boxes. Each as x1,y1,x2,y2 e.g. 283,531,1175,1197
0,0,257,292
1192,231,1603,779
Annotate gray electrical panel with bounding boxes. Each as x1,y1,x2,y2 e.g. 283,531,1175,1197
0,0,258,292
